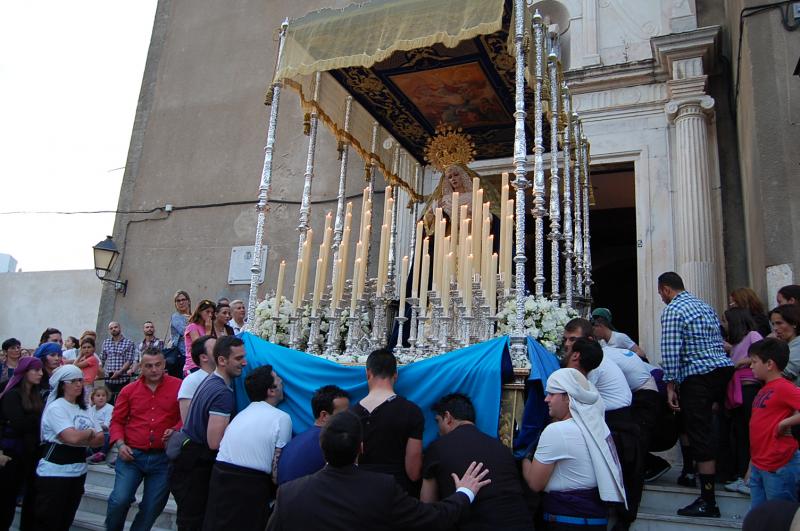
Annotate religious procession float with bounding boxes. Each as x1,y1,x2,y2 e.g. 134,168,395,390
236,0,595,450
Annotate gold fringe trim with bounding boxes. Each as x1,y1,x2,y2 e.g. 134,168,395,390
283,78,425,203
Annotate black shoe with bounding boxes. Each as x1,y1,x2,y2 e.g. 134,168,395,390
677,472,697,488
677,497,721,518
644,458,671,482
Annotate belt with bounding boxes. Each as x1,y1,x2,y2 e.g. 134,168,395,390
131,447,165,454
543,513,608,526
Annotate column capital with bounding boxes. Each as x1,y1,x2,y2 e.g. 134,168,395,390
651,26,720,82
665,94,715,123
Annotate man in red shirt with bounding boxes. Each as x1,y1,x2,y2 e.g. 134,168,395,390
749,338,800,509
106,347,182,531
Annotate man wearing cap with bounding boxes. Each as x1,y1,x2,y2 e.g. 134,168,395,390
591,308,647,360
522,368,625,530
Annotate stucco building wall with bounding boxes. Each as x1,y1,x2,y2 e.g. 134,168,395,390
0,270,101,347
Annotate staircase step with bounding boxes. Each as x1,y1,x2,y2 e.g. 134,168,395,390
632,511,743,530
85,462,122,489
69,509,174,531
641,469,750,520
78,483,176,529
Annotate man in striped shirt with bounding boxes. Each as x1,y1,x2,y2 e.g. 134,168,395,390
658,272,733,518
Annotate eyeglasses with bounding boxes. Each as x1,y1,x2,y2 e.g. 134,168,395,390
65,378,84,384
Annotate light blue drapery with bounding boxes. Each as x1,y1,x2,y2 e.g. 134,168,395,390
235,333,510,447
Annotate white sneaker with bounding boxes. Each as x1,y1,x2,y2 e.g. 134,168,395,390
737,482,751,496
724,478,745,492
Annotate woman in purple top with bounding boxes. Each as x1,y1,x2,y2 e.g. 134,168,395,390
723,308,763,492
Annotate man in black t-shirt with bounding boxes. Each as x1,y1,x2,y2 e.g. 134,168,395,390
421,393,533,531
352,349,424,494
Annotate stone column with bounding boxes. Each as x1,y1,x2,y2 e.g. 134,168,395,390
665,58,722,309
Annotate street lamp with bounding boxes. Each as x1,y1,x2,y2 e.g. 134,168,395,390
92,236,128,295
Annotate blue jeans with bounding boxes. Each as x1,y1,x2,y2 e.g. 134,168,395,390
105,449,171,531
750,451,800,509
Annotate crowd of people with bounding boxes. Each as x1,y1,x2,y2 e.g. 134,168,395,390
0,280,800,530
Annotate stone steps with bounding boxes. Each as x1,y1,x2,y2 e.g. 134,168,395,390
632,469,747,530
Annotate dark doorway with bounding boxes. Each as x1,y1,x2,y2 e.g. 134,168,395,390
588,165,639,342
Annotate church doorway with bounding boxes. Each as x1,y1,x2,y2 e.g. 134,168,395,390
587,163,639,342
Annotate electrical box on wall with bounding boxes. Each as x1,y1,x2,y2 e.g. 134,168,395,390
793,2,800,21
228,246,267,285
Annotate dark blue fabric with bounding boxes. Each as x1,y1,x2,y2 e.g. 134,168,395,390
235,333,510,447
513,337,561,457
276,425,324,486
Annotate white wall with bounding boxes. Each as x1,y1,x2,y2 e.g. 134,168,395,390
0,270,101,348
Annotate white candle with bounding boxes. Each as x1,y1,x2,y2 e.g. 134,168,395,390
311,257,324,316
411,220,424,298
350,258,362,314
465,254,473,315
399,256,409,311
274,260,286,309
490,253,498,315
472,189,483,278
419,250,430,314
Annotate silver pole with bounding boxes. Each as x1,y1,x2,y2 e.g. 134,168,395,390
532,12,546,297
332,96,353,255
573,115,584,296
547,49,561,302
509,0,530,366
246,20,288,325
387,146,401,297
365,122,379,273
582,137,592,300
296,71,323,260
561,85,574,308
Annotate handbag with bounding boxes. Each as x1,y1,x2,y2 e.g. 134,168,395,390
165,429,190,460
162,319,185,379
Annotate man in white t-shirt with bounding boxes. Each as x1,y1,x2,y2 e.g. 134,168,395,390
178,335,216,423
522,368,624,530
203,365,292,530
591,308,647,360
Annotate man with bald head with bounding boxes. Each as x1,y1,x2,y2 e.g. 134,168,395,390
101,321,137,403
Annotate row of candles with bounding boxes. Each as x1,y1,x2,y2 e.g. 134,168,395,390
271,173,518,322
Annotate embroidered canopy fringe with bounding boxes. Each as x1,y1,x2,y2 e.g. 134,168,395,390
273,0,505,83
265,0,508,201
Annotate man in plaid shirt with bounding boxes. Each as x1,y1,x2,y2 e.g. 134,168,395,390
101,321,138,402
658,272,733,518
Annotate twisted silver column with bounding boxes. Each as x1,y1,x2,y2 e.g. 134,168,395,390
246,20,288,325
560,85,574,308
547,50,561,302
509,0,531,366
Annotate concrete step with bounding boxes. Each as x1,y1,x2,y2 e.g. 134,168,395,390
632,511,743,531
78,482,177,529
640,470,750,521
69,509,174,531
85,462,123,489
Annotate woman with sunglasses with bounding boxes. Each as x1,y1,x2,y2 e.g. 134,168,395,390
170,291,192,358
183,300,216,375
0,357,44,530
33,365,103,531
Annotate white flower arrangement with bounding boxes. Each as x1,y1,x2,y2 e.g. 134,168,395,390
253,296,294,347
495,296,578,353
254,296,374,359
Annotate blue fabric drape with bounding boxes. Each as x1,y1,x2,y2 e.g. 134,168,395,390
236,333,510,447
512,337,561,457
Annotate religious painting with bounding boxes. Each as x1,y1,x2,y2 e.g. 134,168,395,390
389,62,513,130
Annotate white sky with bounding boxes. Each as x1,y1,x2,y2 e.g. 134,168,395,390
0,1,158,272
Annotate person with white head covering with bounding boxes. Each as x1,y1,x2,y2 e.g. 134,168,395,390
33,364,104,531
522,368,625,531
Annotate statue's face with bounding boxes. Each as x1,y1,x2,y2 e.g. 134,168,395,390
445,166,468,193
